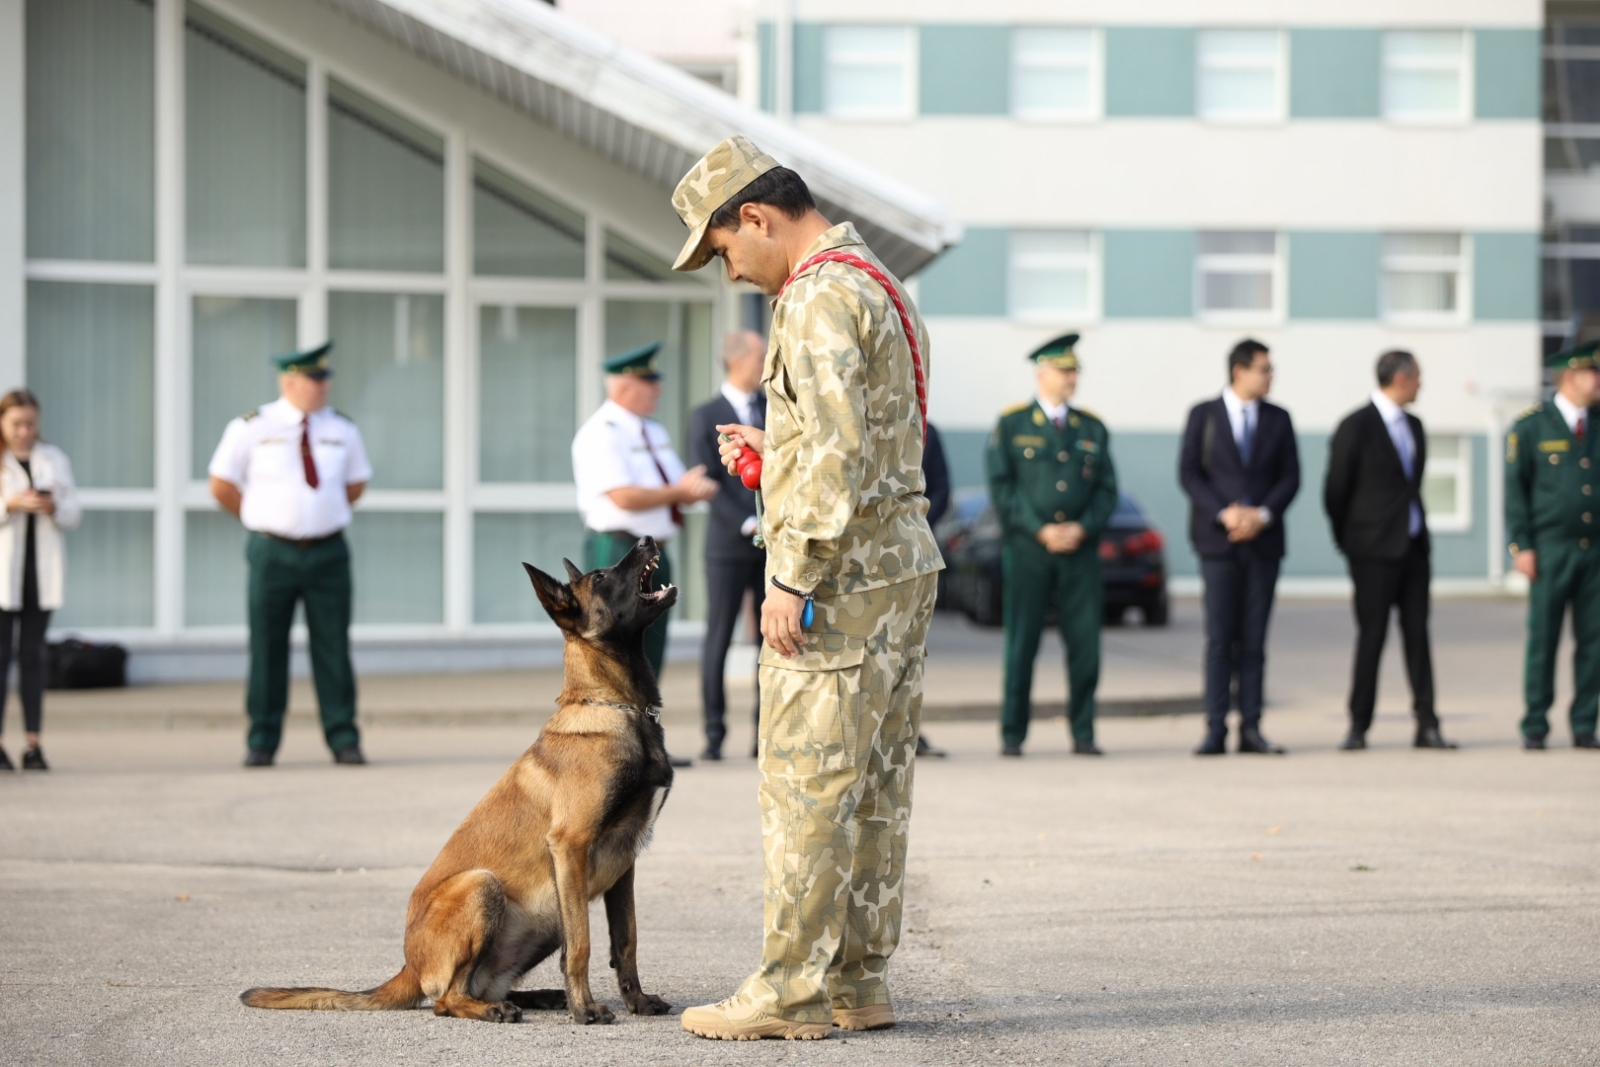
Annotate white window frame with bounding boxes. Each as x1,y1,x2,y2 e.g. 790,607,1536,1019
1195,28,1287,125
1194,231,1283,325
1382,30,1472,125
1009,27,1101,123
823,24,917,121
1421,433,1473,533
1381,232,1471,326
1008,229,1099,323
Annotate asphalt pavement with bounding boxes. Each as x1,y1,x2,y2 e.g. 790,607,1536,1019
2,597,1596,1066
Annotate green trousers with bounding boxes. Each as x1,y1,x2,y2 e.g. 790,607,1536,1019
583,530,674,681
1522,540,1600,740
246,532,358,754
1000,537,1102,746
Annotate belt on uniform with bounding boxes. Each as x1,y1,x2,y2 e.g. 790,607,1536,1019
259,531,341,549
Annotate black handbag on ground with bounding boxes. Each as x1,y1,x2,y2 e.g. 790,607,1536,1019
46,638,128,689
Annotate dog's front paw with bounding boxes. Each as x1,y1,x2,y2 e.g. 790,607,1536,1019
627,993,671,1016
572,1002,615,1025
485,1001,523,1023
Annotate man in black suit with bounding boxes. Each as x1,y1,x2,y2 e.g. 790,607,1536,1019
1179,339,1300,756
1324,350,1456,751
690,331,768,760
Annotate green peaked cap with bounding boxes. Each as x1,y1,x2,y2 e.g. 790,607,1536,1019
604,342,662,380
1546,337,1600,371
273,341,333,378
1028,332,1080,371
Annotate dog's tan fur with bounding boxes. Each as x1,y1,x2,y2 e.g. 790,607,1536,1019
241,539,678,1025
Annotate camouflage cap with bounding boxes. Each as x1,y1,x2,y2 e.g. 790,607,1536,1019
670,135,779,272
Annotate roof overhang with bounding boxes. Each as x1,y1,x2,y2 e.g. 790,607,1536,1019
315,0,962,277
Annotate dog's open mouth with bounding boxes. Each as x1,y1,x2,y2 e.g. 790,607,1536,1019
637,553,675,603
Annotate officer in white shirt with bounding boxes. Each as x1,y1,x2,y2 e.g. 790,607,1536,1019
208,343,372,768
572,343,717,691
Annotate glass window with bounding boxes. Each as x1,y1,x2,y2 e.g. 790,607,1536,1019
604,300,714,449
604,230,700,286
347,512,445,624
1196,232,1280,318
1009,231,1094,320
1383,31,1468,122
328,291,445,489
1197,30,1284,122
55,510,156,628
1383,233,1465,320
327,80,445,272
1422,434,1471,532
1011,28,1097,120
184,509,249,626
191,296,297,479
185,4,307,267
473,159,586,278
25,0,156,262
473,512,586,623
26,281,156,488
824,25,915,120
478,305,578,483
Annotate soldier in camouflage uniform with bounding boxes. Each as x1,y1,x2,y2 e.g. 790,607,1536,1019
669,136,942,1041
986,335,1118,757
1506,339,1600,750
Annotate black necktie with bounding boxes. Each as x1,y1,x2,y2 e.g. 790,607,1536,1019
751,392,766,430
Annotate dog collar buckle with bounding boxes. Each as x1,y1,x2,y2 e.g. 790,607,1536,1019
580,699,661,724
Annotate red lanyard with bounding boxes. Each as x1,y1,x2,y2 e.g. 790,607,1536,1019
778,250,927,444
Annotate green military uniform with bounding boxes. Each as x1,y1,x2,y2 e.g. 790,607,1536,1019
1506,340,1600,747
986,334,1119,750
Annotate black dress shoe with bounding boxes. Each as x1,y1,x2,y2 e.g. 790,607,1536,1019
333,746,366,765
1574,733,1600,749
20,746,48,771
915,734,947,758
1000,743,1023,757
1072,739,1103,756
1339,732,1367,751
1522,735,1546,750
1237,728,1286,755
699,746,722,761
1194,734,1227,756
1414,727,1458,750
243,749,275,767
668,755,692,768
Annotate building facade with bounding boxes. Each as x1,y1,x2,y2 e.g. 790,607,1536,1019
746,0,1545,586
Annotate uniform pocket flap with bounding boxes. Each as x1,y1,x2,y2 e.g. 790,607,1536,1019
759,638,867,672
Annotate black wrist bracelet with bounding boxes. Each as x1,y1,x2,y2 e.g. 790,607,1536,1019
770,577,812,600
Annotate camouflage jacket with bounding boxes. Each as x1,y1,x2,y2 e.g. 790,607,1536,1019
761,222,943,598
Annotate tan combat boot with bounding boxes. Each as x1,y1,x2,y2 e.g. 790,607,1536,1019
833,1003,896,1031
681,993,831,1041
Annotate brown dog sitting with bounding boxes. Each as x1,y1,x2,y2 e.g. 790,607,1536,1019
242,537,678,1025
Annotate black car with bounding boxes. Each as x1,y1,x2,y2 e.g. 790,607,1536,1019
937,491,1169,627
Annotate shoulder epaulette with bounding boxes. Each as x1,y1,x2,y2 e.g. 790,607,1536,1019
1000,400,1033,417
1516,402,1544,421
240,407,260,421
333,408,354,423
1074,407,1102,422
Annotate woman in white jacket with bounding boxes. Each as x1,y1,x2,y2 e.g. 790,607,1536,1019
0,389,80,770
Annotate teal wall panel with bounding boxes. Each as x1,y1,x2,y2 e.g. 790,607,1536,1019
1474,29,1541,120
793,22,825,114
1289,29,1381,118
1428,434,1492,578
1473,231,1540,320
917,227,1008,316
942,429,990,490
1287,231,1381,319
920,24,1009,115
1104,229,1194,318
1105,27,1195,117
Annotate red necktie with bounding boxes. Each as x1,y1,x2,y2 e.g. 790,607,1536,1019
1053,415,1064,432
1578,414,1587,442
300,419,320,489
641,425,681,527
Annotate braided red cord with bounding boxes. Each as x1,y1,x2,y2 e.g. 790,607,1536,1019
779,250,927,445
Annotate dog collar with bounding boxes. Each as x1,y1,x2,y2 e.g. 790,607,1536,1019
577,699,662,724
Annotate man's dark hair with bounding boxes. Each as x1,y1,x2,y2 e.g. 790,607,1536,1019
707,167,816,232
1227,339,1270,383
1375,349,1418,387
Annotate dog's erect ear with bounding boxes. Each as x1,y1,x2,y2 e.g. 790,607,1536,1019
562,558,584,584
523,562,576,622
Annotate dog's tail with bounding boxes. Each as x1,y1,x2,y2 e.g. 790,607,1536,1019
240,967,424,1011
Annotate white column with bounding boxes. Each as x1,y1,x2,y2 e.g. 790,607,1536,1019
153,0,185,636
578,213,605,417
0,0,25,388
443,131,471,632
303,59,327,345
774,0,794,122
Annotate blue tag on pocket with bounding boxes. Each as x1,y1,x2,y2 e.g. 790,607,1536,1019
802,599,815,628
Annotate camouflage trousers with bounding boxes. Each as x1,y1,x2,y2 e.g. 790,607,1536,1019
736,574,937,1023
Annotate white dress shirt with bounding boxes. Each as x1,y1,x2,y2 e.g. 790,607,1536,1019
208,399,372,540
721,382,762,428
1037,397,1069,426
1554,391,1589,436
1219,388,1271,524
571,399,687,541
1371,389,1424,537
